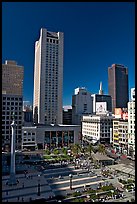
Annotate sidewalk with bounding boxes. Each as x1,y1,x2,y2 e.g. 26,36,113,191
2,172,55,202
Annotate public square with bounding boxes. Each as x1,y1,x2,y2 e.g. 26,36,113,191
2,153,135,202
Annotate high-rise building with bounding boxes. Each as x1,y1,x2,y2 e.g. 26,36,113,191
92,82,112,113
108,64,129,112
2,60,24,150
72,87,93,125
33,28,64,125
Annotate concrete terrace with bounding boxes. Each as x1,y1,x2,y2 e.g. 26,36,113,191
2,173,55,202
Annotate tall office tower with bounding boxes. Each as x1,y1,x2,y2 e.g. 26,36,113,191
128,88,135,157
33,28,64,125
2,60,24,150
92,82,112,113
108,64,129,113
72,87,93,125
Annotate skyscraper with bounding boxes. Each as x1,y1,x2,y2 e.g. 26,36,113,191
2,60,24,150
108,64,129,112
33,28,64,125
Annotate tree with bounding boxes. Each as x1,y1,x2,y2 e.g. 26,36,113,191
86,143,93,156
61,147,67,155
44,149,50,155
71,144,81,156
128,146,134,157
53,148,59,155
98,144,106,155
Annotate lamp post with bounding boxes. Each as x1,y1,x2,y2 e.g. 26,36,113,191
111,190,114,199
96,192,98,201
37,174,41,196
69,174,73,190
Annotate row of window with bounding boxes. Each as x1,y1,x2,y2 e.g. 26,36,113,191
47,38,59,44
3,107,22,111
2,97,22,101
23,138,35,142
3,102,22,106
2,121,22,124
2,115,22,119
24,132,35,136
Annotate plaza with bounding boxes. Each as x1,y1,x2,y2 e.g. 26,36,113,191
2,158,135,202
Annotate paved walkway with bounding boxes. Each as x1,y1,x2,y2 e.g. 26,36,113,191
2,173,55,202
107,164,135,177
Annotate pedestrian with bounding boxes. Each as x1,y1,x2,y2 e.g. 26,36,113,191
6,191,8,195
22,197,24,202
22,182,24,188
17,196,19,201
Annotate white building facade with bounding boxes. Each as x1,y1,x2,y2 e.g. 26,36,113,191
72,87,93,125
128,100,135,157
82,115,113,145
33,28,64,125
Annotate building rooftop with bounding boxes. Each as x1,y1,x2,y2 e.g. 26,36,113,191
92,152,114,161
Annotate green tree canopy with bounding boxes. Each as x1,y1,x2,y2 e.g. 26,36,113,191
71,144,81,156
86,143,93,156
61,147,67,155
98,144,106,154
44,149,50,155
53,148,59,155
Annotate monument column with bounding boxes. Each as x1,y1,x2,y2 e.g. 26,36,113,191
8,112,17,185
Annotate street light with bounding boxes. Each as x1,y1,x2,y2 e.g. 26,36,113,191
69,174,73,190
111,190,114,199
37,174,41,196
96,192,99,201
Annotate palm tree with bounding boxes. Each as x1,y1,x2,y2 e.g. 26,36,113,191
98,144,106,155
86,143,93,156
71,144,81,156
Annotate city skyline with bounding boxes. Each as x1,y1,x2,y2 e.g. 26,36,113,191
2,2,135,105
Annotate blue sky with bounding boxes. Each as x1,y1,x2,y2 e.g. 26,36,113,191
2,2,135,106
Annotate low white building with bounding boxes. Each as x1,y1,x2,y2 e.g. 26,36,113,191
22,124,81,150
82,114,113,145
